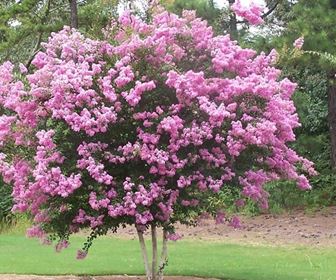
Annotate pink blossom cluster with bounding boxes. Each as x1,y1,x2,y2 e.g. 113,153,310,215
293,37,304,50
0,9,315,254
231,0,264,25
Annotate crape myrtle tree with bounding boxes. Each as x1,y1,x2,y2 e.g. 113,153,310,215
0,3,316,280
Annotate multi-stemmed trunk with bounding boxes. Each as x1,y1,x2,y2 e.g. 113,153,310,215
137,225,168,280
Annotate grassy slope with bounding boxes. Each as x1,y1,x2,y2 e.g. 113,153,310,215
0,234,335,280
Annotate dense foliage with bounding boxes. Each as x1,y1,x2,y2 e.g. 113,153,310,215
277,0,336,208
0,178,12,222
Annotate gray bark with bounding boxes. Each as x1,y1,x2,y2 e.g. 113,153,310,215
228,0,238,39
328,79,336,169
69,0,78,29
158,230,168,280
137,228,151,280
151,225,158,280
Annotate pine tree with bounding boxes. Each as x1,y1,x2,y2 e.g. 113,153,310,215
0,0,119,65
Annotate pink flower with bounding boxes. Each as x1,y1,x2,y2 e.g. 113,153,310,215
26,226,44,238
55,240,69,252
167,232,182,241
40,237,52,245
215,211,225,224
230,216,242,229
76,250,88,260
293,37,304,50
235,199,245,208
19,63,28,74
231,0,264,25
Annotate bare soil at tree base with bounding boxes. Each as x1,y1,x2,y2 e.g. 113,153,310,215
118,206,336,247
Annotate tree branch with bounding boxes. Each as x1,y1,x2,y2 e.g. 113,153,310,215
261,1,280,19
49,3,69,15
25,0,51,69
25,32,42,69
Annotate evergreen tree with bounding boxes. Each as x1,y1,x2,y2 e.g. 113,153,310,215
0,0,119,65
284,0,336,169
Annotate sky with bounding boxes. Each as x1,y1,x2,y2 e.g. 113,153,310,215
214,0,266,8
117,0,268,17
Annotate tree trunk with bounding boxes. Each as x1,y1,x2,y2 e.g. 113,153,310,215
151,225,158,280
137,228,151,280
137,226,169,280
328,78,336,169
227,0,238,39
69,0,78,29
158,230,168,280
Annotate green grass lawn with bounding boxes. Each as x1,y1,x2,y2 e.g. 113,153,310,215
0,234,335,280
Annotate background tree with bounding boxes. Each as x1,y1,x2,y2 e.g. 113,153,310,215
0,0,120,66
164,0,292,38
243,0,336,208
0,0,66,65
283,0,336,170
164,0,222,32
69,0,79,28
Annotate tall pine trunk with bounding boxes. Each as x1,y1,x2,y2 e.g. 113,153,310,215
328,78,336,169
227,0,238,39
69,0,78,29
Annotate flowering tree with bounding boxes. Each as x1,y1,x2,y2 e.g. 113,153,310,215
0,6,316,280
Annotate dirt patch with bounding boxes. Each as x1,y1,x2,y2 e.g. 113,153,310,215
116,206,336,247
0,276,218,280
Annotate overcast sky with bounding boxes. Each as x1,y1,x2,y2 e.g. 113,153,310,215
214,0,266,8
